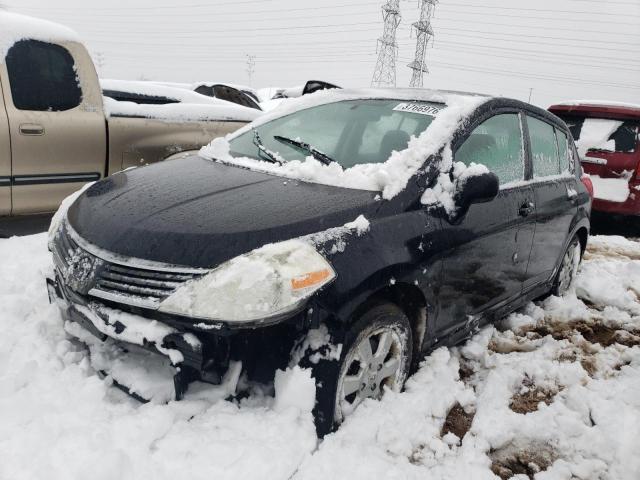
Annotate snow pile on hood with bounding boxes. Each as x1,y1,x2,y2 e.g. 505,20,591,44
575,118,624,158
200,89,487,200
1,231,640,479
0,11,80,58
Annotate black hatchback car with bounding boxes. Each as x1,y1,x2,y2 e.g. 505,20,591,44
47,89,591,434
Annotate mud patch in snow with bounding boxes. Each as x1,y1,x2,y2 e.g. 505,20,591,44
509,375,561,414
440,403,475,440
490,441,558,480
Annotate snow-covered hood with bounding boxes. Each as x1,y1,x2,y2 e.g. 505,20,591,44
66,155,383,269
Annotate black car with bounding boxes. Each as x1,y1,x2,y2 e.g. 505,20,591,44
47,89,591,435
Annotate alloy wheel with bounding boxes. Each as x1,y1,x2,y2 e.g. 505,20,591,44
557,241,581,295
335,326,407,422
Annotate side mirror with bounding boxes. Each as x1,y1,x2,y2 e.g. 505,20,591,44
455,172,499,210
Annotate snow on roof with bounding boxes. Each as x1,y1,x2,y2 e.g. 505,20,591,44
103,96,261,123
234,88,490,134
100,79,263,123
0,11,80,58
100,79,230,106
201,89,489,201
551,100,640,111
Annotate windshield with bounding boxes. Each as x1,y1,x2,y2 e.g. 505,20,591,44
558,115,639,154
228,99,440,168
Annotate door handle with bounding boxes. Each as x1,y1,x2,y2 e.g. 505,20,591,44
19,123,45,136
518,202,535,217
566,186,578,201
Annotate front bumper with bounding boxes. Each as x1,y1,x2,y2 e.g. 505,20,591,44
47,274,225,400
47,271,315,401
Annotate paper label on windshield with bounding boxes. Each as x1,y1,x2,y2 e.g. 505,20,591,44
393,103,441,116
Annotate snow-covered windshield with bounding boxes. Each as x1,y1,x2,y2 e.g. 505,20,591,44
559,115,639,156
228,99,438,168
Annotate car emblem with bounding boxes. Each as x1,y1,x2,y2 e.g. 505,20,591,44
63,249,102,294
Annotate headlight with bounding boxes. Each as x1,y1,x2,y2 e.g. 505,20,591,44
158,240,335,323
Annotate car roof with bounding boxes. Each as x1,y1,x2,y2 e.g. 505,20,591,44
0,11,80,57
549,101,640,121
317,87,493,104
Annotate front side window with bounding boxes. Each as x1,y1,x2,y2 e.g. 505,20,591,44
528,116,560,178
455,113,524,185
5,40,82,112
227,99,437,168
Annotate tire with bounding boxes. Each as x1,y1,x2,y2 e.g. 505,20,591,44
552,235,582,296
295,303,413,436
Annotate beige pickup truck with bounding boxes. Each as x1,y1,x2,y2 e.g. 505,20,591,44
0,12,257,232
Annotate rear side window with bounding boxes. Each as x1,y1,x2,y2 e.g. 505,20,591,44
455,113,524,185
5,40,82,112
558,115,638,154
555,128,572,172
528,116,560,177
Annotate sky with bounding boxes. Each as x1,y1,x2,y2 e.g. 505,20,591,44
2,0,639,107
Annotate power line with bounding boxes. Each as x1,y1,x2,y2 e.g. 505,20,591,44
435,6,639,26
442,2,640,18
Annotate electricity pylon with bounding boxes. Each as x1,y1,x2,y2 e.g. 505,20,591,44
371,0,401,88
408,0,437,88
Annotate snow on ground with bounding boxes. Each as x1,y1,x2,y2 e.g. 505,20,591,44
1,233,639,480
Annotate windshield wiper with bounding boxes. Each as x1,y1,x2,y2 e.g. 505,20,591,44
273,135,336,166
252,129,282,164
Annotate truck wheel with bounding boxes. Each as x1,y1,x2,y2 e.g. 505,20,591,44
552,236,582,296
295,303,412,436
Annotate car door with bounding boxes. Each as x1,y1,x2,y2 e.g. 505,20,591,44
437,111,536,338
523,114,579,290
0,76,10,216
0,39,106,214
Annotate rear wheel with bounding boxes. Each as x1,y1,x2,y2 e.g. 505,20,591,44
552,236,582,296
297,303,412,436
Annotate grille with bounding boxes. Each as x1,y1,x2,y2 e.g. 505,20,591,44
52,224,204,309
93,263,201,307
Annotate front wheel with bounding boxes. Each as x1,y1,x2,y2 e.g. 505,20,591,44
552,236,582,296
297,303,412,436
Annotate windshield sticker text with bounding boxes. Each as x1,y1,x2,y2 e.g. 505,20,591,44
393,103,442,116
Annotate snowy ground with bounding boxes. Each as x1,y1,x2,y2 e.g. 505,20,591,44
1,233,639,480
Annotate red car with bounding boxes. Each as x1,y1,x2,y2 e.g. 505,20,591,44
549,102,640,217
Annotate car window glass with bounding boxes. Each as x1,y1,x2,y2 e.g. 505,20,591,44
455,113,524,185
357,113,421,162
556,115,638,154
228,99,436,168
6,40,81,112
528,116,561,177
555,128,571,172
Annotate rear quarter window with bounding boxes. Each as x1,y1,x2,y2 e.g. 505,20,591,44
555,128,573,173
